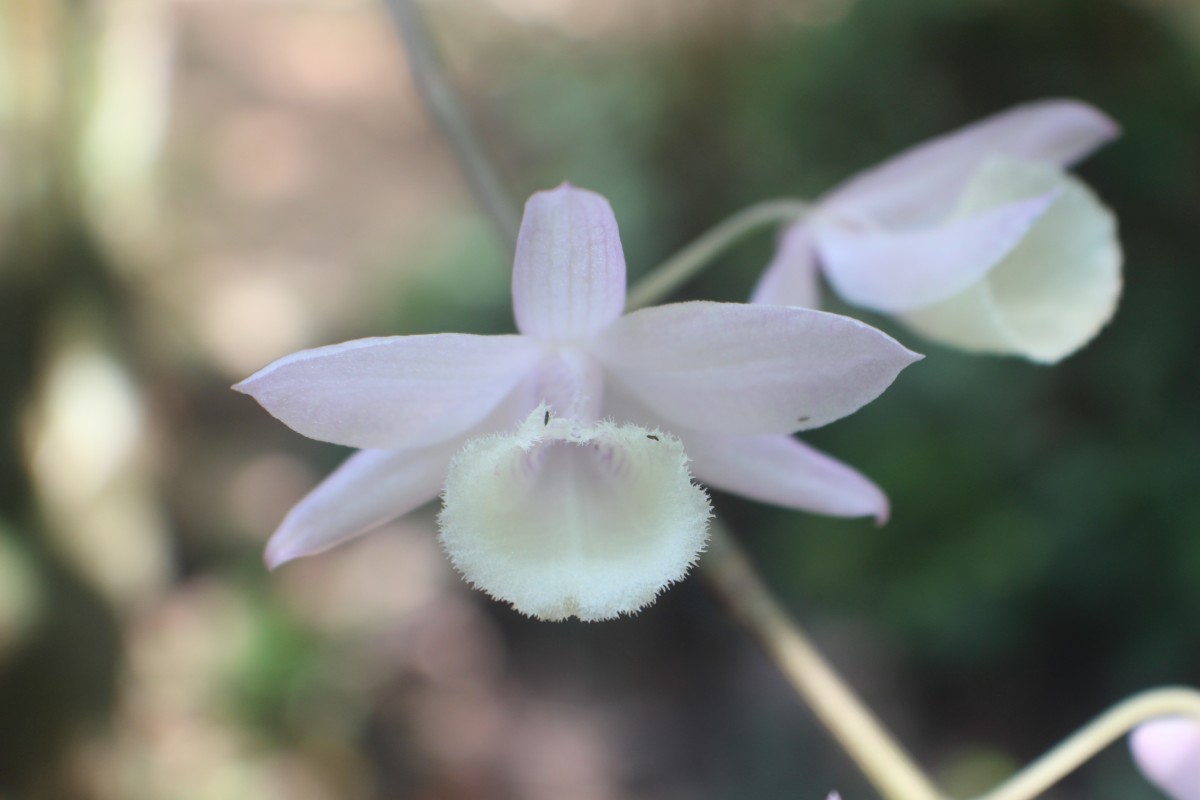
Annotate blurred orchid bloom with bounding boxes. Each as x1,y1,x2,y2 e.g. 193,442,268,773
753,99,1123,363
1130,717,1200,800
237,184,919,619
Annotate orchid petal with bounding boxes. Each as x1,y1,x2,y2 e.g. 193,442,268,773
750,224,823,308
1130,718,1200,800
265,441,461,569
682,432,889,523
235,334,542,449
813,191,1056,313
823,99,1119,227
438,408,711,621
594,302,920,435
512,183,627,342
897,158,1121,362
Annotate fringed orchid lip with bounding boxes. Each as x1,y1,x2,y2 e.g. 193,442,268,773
438,407,711,621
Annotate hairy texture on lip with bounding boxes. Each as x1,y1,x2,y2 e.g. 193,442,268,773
438,407,711,621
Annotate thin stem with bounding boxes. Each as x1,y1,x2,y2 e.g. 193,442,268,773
625,199,808,311
381,0,521,250
703,521,1200,800
972,686,1200,800
701,523,944,800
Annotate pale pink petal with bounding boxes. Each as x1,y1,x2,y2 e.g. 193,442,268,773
594,302,920,436
813,192,1056,313
1130,718,1200,800
823,99,1118,227
751,224,823,307
264,440,462,568
235,334,542,450
512,183,627,341
682,431,889,522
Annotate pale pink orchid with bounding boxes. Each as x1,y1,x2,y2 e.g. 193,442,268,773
236,184,919,619
753,99,1123,363
1130,717,1200,800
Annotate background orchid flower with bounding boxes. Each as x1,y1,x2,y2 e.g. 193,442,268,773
1130,717,1200,800
236,183,919,618
752,99,1123,363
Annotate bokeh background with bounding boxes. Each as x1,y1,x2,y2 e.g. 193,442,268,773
2,0,1198,797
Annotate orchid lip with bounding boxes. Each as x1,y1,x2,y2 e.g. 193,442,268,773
437,406,712,621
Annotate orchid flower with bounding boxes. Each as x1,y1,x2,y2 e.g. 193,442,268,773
236,184,919,619
752,99,1123,363
1130,717,1200,800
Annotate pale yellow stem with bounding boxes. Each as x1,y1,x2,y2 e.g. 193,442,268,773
972,686,1200,800
625,199,808,311
381,0,521,251
702,524,944,800
703,522,1200,800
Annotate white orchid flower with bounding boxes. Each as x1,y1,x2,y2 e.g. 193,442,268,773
753,99,1123,363
236,184,919,619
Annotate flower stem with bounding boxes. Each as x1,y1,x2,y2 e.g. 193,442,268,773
701,523,944,800
703,522,1200,800
625,199,808,311
971,686,1200,800
381,0,522,251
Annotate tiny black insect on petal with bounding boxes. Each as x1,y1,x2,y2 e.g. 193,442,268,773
646,434,659,441
544,410,550,425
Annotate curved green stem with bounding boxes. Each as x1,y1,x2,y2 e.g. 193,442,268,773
625,199,808,311
703,522,1200,800
972,686,1200,800
381,0,521,251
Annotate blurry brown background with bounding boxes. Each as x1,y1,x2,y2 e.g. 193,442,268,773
2,0,1199,797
